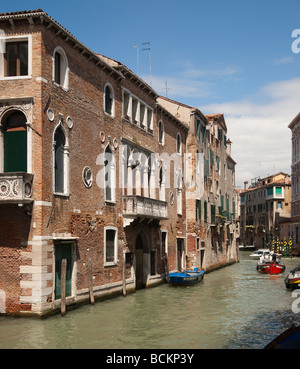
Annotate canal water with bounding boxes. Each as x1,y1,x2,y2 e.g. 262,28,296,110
1,251,300,349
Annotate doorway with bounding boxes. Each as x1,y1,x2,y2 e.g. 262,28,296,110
177,238,184,271
135,234,145,289
54,243,73,300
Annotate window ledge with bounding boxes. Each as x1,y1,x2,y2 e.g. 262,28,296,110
104,262,118,267
53,192,69,198
105,200,116,205
0,75,32,81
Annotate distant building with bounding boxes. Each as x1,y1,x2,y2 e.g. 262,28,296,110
239,172,291,249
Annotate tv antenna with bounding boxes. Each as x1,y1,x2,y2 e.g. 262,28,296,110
165,80,170,97
131,45,139,74
142,42,152,85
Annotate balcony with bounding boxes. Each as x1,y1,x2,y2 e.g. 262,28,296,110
0,173,33,204
123,195,168,221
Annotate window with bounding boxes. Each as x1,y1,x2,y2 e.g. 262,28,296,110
177,171,182,215
122,88,153,132
1,110,27,172
104,84,114,116
276,187,282,196
147,108,153,132
4,41,28,77
53,124,69,195
105,228,117,265
1,36,32,79
196,199,201,221
176,133,182,155
277,201,283,209
161,231,168,256
195,118,201,139
132,97,138,123
104,146,116,202
158,120,164,145
53,47,69,90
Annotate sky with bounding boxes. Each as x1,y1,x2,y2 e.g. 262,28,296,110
2,0,300,187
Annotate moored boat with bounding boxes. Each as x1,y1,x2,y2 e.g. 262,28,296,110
250,249,270,260
264,325,300,349
256,252,285,274
285,265,300,290
168,268,204,286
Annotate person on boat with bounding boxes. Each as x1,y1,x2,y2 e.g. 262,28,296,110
272,253,277,263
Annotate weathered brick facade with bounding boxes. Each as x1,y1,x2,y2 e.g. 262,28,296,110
0,9,238,317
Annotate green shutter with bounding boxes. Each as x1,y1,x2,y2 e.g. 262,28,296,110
196,199,201,221
204,201,207,221
211,204,216,223
4,131,27,172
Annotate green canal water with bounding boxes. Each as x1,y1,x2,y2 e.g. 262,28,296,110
1,251,300,349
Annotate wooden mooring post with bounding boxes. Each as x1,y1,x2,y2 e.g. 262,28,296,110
122,252,126,297
61,258,67,316
88,258,95,305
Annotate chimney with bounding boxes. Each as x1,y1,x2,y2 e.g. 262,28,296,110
244,181,248,190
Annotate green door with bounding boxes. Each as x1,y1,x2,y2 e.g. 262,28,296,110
4,130,27,172
55,243,73,300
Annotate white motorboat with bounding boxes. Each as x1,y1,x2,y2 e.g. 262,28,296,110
249,249,271,260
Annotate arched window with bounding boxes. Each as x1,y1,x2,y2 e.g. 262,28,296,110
53,47,69,90
177,170,182,215
104,84,114,116
158,120,164,145
105,146,116,202
176,133,182,155
1,110,27,172
159,162,166,201
53,124,69,194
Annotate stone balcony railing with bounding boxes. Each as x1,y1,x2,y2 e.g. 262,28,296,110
123,195,168,221
0,173,34,204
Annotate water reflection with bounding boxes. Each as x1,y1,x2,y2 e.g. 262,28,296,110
1,252,300,349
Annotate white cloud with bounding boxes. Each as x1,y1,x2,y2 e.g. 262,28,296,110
202,78,300,187
143,62,241,99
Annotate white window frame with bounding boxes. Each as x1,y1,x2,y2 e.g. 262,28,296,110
52,46,69,91
176,132,182,155
104,145,116,203
160,229,168,257
158,120,164,145
0,34,32,80
104,82,115,117
104,226,118,266
52,122,69,196
122,88,153,133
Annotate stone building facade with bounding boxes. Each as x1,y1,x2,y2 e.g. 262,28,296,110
0,9,238,316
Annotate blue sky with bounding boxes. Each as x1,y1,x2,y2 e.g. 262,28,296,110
2,0,300,187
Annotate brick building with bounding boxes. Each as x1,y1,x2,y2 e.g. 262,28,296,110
0,9,238,316
286,113,300,255
239,172,291,249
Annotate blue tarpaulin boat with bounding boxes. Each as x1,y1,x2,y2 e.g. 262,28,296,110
168,268,204,286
